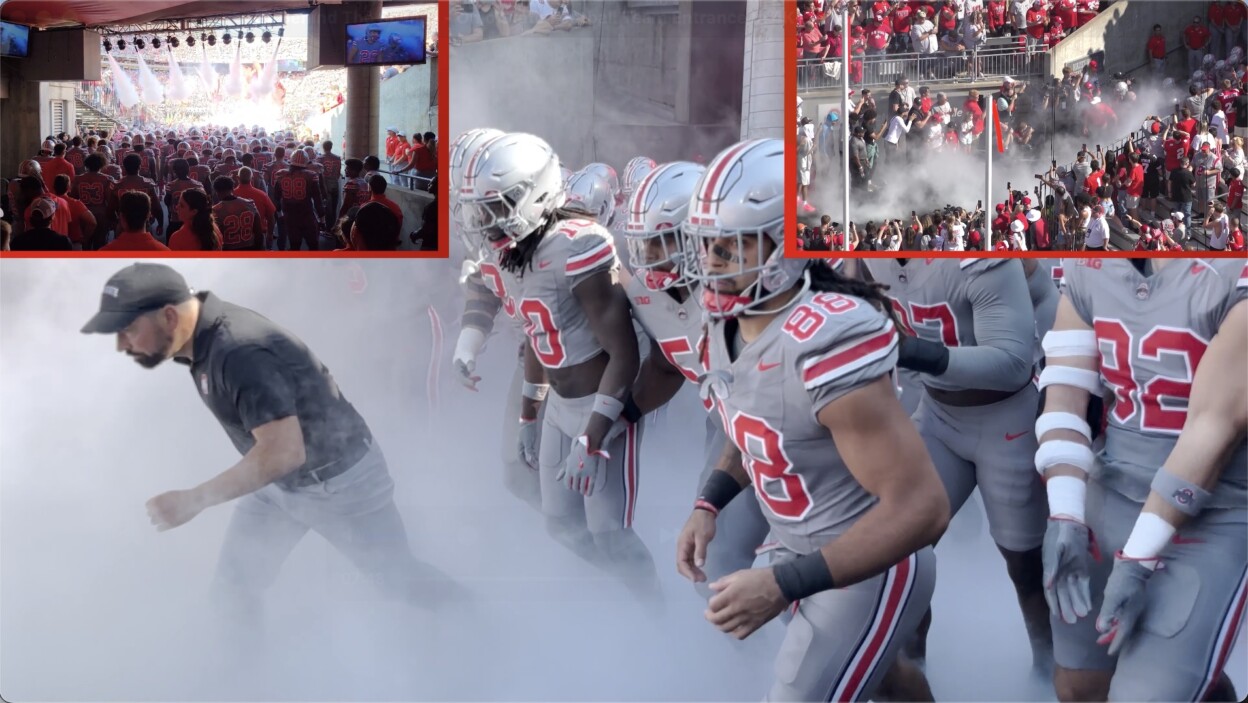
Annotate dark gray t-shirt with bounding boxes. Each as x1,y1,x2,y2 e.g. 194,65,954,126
179,292,371,480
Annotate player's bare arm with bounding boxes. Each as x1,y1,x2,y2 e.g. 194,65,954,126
678,440,748,584
810,374,949,585
1142,298,1248,529
146,415,306,531
572,270,641,451
631,336,687,416
1096,300,1247,657
520,341,548,421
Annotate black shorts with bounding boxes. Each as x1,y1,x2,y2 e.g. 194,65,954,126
1142,178,1162,199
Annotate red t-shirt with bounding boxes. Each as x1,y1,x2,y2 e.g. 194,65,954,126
63,196,92,244
1209,2,1226,26
169,224,210,250
411,143,438,172
1230,179,1244,211
1054,0,1077,29
100,230,171,251
870,1,891,25
1163,139,1187,170
1084,170,1104,196
891,4,913,34
1026,7,1047,38
987,0,1007,28
1147,35,1166,59
41,157,75,194
1076,0,1098,22
938,6,958,32
867,22,891,50
1226,1,1246,25
801,27,826,55
1125,163,1145,198
1184,24,1210,50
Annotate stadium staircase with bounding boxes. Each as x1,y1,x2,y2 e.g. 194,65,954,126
75,97,124,134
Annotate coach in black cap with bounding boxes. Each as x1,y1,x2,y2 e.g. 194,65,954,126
82,263,466,624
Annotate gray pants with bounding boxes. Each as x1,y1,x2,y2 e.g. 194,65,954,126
211,440,461,626
914,384,1047,552
764,545,937,702
1189,47,1205,76
1052,480,1248,702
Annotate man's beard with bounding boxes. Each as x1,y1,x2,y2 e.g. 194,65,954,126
129,329,174,369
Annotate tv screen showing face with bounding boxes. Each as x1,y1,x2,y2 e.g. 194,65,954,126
346,16,427,66
1,21,30,59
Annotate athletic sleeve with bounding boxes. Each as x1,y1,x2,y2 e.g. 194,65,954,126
940,258,1036,390
558,218,618,288
460,268,503,334
1059,260,1096,327
1200,260,1248,335
796,297,899,420
222,346,299,434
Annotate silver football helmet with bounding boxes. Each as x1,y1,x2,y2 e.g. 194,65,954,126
459,132,566,250
681,138,805,319
581,162,620,201
562,168,616,226
623,161,705,292
622,156,657,198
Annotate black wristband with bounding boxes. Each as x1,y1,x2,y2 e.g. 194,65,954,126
772,551,837,603
896,335,951,375
697,469,743,512
622,395,643,424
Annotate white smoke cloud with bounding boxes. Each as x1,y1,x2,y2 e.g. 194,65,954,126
104,53,141,109
135,51,165,105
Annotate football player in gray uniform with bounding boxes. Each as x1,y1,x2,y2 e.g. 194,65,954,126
677,138,949,702
621,160,771,600
1038,258,1246,703
460,132,662,609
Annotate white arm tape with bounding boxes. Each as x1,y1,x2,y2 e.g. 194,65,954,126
1035,439,1095,477
1035,411,1093,443
1122,512,1177,565
1038,364,1103,396
1042,329,1099,358
1046,475,1088,522
454,327,487,365
522,382,550,402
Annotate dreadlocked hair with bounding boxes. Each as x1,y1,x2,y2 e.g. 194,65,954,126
808,260,900,328
499,219,553,275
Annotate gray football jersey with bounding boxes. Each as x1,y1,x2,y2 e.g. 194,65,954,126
625,276,712,411
1062,259,1248,508
863,258,1035,392
481,218,619,370
1027,258,1063,367
703,289,897,554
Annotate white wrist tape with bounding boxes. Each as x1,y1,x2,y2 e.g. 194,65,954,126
522,382,550,402
1122,512,1176,565
1042,330,1098,358
591,394,625,423
454,327,487,365
1035,411,1093,443
1038,364,1103,396
1046,475,1088,522
1035,439,1095,477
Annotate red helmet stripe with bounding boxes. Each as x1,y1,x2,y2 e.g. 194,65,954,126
698,140,756,216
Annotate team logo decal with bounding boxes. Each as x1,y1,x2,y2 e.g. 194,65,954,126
1173,488,1193,505
1135,282,1150,300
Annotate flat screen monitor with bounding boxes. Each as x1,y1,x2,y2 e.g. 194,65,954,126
345,16,427,66
1,21,31,58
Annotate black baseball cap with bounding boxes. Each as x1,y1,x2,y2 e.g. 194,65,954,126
80,263,194,334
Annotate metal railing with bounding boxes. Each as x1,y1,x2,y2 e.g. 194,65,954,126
797,45,1043,91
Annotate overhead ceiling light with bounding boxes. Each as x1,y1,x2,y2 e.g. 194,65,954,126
102,38,112,52
262,30,271,43
206,33,216,46
186,34,195,47
222,32,231,45
117,38,126,51
134,36,145,50
169,35,179,48
278,27,284,37
152,36,161,49
245,31,255,44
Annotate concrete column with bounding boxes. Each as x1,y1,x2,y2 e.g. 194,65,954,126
741,0,783,140
345,0,383,161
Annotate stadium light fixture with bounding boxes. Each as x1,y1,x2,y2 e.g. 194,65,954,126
245,31,255,44
278,27,285,38
262,30,271,43
222,32,232,45
206,33,216,46
187,34,196,47
134,36,144,50
169,35,179,48
117,38,126,50
152,36,161,49
102,38,112,52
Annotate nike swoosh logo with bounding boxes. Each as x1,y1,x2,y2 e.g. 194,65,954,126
539,261,552,269
758,361,783,372
1005,431,1030,441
